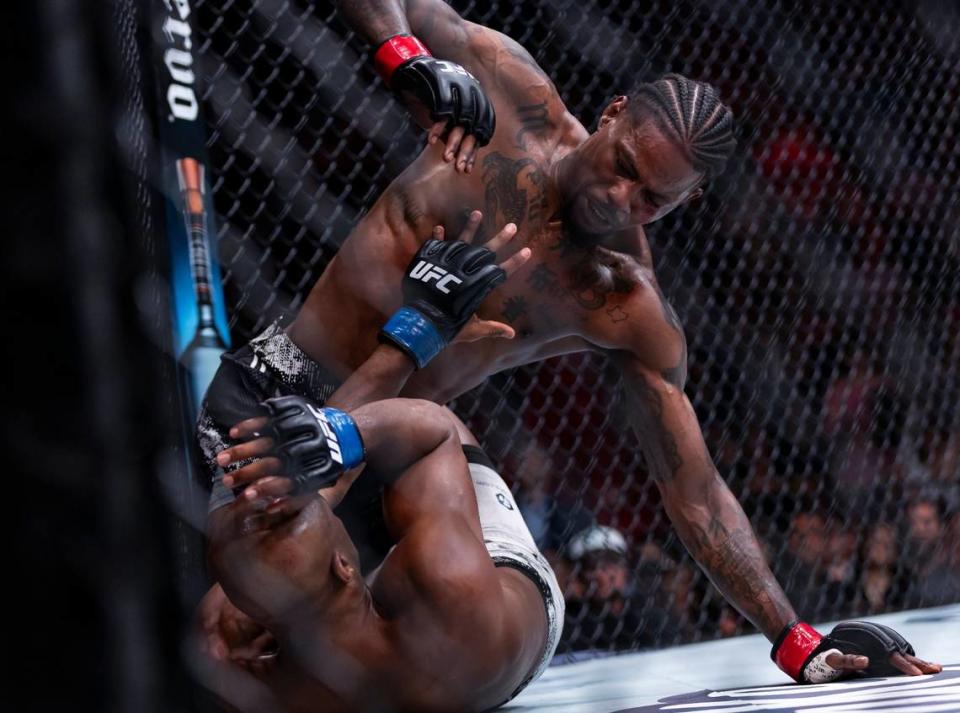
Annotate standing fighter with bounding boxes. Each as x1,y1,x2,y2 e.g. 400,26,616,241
201,232,563,712
199,0,940,685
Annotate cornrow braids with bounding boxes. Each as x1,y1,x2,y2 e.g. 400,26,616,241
628,73,736,181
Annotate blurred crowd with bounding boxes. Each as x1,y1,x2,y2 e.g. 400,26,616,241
508,426,960,656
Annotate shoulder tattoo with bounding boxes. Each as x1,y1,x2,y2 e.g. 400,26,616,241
515,102,557,150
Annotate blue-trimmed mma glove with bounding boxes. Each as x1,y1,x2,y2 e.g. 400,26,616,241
772,620,916,683
380,239,506,368
260,396,365,495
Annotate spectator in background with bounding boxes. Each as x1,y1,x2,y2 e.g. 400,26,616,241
901,425,960,515
820,525,859,619
773,511,827,619
715,605,744,638
856,522,905,615
831,384,907,519
948,512,960,572
734,425,778,521
662,560,699,641
902,495,960,607
511,440,591,553
559,526,679,653
823,349,889,439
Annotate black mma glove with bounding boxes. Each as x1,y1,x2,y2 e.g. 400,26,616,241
379,239,506,368
260,396,365,495
772,619,916,683
373,34,496,145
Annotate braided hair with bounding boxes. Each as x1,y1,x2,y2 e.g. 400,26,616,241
628,73,736,181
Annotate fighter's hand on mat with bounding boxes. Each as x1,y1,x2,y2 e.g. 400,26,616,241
820,649,941,677
433,210,530,344
380,211,529,367
772,619,942,683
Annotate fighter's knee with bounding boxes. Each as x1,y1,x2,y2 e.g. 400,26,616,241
404,399,460,441
441,405,480,446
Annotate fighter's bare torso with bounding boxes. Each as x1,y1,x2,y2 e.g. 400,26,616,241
288,24,679,403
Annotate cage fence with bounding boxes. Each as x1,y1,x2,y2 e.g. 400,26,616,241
191,0,960,654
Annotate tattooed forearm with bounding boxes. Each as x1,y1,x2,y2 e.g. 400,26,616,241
337,0,411,45
628,376,683,481
677,473,796,640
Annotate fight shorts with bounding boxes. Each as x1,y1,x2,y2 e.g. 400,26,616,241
197,320,340,510
196,321,394,570
463,445,565,703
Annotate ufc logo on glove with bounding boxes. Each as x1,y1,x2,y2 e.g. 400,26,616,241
308,403,343,465
435,60,475,79
409,260,464,293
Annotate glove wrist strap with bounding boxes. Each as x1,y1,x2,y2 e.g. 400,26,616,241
380,306,446,369
373,34,431,84
315,407,365,470
771,620,823,681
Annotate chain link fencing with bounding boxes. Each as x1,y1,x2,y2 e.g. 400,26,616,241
192,0,960,655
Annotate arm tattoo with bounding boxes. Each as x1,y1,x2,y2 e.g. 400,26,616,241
680,474,796,640
629,375,683,481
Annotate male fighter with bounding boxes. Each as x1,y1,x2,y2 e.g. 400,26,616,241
201,232,563,712
199,0,941,684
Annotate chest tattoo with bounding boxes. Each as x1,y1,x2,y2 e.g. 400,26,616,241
500,295,529,323
482,152,548,231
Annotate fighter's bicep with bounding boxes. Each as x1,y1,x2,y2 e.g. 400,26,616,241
615,356,715,493
378,427,483,540
334,186,425,289
401,516,500,607
407,1,556,102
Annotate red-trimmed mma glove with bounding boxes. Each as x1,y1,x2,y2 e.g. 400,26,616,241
772,620,916,683
374,34,496,145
